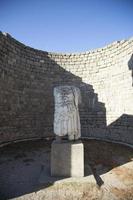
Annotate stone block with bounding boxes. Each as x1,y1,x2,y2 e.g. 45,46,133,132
51,140,84,177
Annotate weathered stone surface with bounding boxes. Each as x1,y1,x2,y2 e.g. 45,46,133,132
51,140,84,177
0,32,133,145
54,85,81,140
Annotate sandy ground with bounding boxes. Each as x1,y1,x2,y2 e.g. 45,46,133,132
0,139,133,200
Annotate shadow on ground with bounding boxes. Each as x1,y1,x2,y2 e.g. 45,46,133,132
0,139,132,199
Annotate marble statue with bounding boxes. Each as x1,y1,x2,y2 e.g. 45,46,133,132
54,85,81,141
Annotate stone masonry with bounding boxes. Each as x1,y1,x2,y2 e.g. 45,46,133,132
0,32,133,144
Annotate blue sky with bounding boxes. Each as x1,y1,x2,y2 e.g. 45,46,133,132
0,0,133,52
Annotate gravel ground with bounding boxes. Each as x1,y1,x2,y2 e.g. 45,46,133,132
0,139,133,200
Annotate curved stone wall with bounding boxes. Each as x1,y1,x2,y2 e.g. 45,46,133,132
0,32,133,144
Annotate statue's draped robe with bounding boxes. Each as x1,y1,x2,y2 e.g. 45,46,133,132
54,86,81,140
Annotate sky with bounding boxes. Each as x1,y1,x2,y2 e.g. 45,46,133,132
0,0,133,53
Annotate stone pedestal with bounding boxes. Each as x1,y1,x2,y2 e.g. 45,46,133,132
51,140,84,177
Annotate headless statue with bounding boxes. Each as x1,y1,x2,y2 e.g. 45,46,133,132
54,86,81,141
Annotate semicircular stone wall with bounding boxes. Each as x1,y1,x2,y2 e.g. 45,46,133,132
0,32,133,145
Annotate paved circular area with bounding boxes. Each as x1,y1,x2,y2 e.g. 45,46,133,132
0,139,133,200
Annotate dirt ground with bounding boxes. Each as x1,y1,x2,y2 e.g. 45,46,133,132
0,139,133,200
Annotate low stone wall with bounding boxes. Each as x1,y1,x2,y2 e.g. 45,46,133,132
0,32,133,144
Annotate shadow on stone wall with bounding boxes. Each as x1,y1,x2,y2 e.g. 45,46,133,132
107,114,133,143
0,35,106,143
108,114,133,129
1,33,133,145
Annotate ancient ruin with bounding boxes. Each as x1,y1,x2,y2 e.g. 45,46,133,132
0,32,133,199
0,32,133,145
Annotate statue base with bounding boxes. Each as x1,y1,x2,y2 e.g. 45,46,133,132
51,140,84,177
